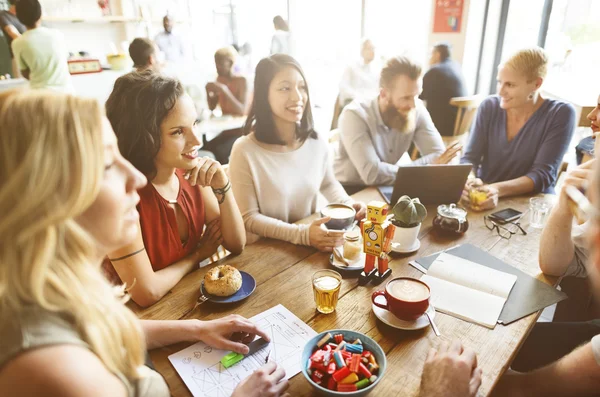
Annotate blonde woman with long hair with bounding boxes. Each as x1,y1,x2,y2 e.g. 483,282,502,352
0,90,289,397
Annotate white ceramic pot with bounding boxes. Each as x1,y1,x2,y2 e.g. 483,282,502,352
392,223,421,250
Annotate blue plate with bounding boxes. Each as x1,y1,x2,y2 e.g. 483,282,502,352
200,271,256,304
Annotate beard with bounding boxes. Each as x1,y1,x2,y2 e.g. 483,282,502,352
381,103,416,133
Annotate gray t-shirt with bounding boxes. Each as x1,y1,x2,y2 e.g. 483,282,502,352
0,10,25,57
333,97,445,186
564,221,589,278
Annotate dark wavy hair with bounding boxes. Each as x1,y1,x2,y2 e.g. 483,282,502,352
243,54,317,145
105,70,184,180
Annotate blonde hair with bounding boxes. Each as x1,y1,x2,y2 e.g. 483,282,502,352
502,47,548,82
380,56,422,88
0,90,145,380
214,45,238,64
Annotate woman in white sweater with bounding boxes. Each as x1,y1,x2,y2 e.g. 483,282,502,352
229,54,366,251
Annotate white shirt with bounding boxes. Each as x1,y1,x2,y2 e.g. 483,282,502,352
339,60,381,104
154,31,186,62
270,31,291,55
229,134,353,246
333,97,445,186
11,27,72,92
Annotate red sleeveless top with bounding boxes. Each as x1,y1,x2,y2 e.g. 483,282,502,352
137,170,206,271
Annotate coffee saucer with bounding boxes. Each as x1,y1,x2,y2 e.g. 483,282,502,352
372,300,435,331
329,247,365,271
390,239,421,254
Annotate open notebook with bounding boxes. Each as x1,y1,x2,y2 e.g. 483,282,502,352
421,252,517,329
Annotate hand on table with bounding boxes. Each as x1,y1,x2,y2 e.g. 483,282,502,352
309,217,345,252
433,141,462,165
470,185,499,211
196,314,270,354
461,178,498,211
232,361,290,397
351,201,367,221
419,340,482,397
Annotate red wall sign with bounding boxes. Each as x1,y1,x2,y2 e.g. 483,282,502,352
433,0,464,33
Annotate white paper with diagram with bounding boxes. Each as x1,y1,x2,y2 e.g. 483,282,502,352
168,304,317,397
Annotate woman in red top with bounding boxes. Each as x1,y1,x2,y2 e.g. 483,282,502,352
105,71,246,307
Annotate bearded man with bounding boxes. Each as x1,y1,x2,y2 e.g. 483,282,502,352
333,56,461,193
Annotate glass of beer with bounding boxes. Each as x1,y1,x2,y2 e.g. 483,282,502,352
312,270,342,314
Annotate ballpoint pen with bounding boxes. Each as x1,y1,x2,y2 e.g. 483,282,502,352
265,349,271,364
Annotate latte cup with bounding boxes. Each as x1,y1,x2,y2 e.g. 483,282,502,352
371,277,430,321
320,203,356,231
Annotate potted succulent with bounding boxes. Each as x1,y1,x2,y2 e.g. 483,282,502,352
390,195,427,251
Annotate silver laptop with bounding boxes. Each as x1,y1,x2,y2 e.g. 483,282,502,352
377,164,472,205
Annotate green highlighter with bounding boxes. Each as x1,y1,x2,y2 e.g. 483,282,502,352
221,337,270,368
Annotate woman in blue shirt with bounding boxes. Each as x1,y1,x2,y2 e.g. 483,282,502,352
461,47,575,210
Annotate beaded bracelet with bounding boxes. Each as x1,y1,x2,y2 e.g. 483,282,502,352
212,180,232,204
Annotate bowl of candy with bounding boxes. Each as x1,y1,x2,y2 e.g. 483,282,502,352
301,329,386,396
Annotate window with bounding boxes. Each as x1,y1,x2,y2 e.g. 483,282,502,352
544,0,600,106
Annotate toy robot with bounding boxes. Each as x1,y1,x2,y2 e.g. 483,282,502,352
359,201,394,285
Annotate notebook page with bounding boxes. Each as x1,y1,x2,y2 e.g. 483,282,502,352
421,274,506,328
428,252,517,299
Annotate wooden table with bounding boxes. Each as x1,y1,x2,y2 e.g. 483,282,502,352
129,188,555,396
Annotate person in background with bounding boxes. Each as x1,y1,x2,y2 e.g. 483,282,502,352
0,0,26,77
206,46,248,117
105,71,246,307
128,37,160,72
204,46,250,164
460,47,575,211
420,42,467,137
338,38,380,108
229,54,366,250
333,55,461,193
154,14,186,63
0,90,289,397
574,98,599,164
11,0,72,92
270,15,291,55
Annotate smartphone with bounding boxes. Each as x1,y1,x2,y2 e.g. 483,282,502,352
488,208,523,224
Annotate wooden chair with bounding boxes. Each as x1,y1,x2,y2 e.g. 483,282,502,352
444,95,484,146
411,95,483,160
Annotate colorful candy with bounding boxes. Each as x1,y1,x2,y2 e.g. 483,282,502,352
340,373,359,384
332,366,351,382
356,378,370,389
337,383,358,392
349,353,361,373
345,343,363,354
333,351,346,368
358,363,372,378
308,333,381,393
317,333,332,348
